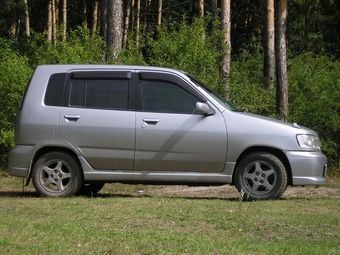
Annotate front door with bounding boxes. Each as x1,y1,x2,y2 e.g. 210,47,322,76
134,72,227,172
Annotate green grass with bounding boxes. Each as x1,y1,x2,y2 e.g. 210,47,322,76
0,173,340,254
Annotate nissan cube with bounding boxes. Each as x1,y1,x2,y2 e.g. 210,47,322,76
8,65,327,200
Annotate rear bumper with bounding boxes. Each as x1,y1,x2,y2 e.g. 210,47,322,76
8,145,38,177
287,150,327,186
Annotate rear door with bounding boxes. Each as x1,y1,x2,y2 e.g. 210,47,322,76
134,71,227,172
59,70,135,170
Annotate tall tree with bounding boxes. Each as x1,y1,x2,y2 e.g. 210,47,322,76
52,0,57,45
101,0,108,43
263,0,275,89
198,0,204,17
91,0,99,38
210,0,217,16
24,0,30,36
157,0,162,26
82,0,88,26
221,0,231,101
276,0,288,119
62,0,67,41
123,0,131,46
47,0,52,42
107,0,123,62
136,0,140,47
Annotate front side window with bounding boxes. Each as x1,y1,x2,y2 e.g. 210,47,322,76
69,78,129,110
141,80,198,113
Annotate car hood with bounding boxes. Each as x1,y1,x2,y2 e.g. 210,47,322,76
222,110,319,159
229,111,317,135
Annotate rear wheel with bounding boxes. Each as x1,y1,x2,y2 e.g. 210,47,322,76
235,152,287,201
32,152,83,197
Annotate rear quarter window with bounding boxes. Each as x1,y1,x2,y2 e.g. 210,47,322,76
44,73,66,106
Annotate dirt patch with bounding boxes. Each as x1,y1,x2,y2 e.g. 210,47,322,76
102,184,340,200
1,174,339,199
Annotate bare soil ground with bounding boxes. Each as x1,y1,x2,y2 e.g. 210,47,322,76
1,174,339,199
106,184,340,200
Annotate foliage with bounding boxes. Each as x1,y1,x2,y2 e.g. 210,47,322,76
288,53,340,166
21,27,106,66
0,38,32,166
145,18,225,94
117,34,147,65
229,39,276,116
0,27,106,167
289,0,340,58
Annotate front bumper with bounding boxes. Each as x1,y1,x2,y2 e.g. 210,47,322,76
287,150,327,186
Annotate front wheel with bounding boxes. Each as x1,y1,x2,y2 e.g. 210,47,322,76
32,152,83,197
235,152,288,201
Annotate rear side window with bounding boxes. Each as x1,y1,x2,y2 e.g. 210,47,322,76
69,72,130,110
45,73,66,106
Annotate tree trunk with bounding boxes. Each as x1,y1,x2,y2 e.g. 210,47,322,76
52,0,57,45
24,0,30,36
62,0,67,41
83,0,88,26
10,7,18,36
263,0,275,89
198,0,204,17
107,0,123,62
275,0,289,120
210,0,217,16
91,0,99,38
136,0,140,47
157,0,162,26
101,0,108,42
221,0,231,101
123,0,131,47
131,0,135,31
47,1,52,42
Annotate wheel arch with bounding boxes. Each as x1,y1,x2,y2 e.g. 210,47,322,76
232,146,292,186
29,146,83,179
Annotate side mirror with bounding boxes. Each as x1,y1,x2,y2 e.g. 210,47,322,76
195,102,215,116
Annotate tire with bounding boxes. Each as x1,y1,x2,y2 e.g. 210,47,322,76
32,152,83,197
235,152,288,201
77,183,105,196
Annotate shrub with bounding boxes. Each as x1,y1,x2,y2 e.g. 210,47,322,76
288,53,340,166
22,26,106,66
229,50,276,116
146,18,224,94
0,40,32,166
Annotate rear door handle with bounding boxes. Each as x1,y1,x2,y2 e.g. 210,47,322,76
64,115,81,121
143,118,160,124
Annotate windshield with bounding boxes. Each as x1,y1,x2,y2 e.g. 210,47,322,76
185,74,237,111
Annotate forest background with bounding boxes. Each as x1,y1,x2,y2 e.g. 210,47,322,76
0,0,339,175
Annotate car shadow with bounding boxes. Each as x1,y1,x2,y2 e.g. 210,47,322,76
0,191,40,197
0,190,241,200
1,190,327,201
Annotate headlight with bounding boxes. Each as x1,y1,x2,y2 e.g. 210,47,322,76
296,134,321,150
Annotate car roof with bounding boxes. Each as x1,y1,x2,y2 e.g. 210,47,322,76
36,64,186,76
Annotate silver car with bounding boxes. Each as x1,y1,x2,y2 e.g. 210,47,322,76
8,65,327,200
